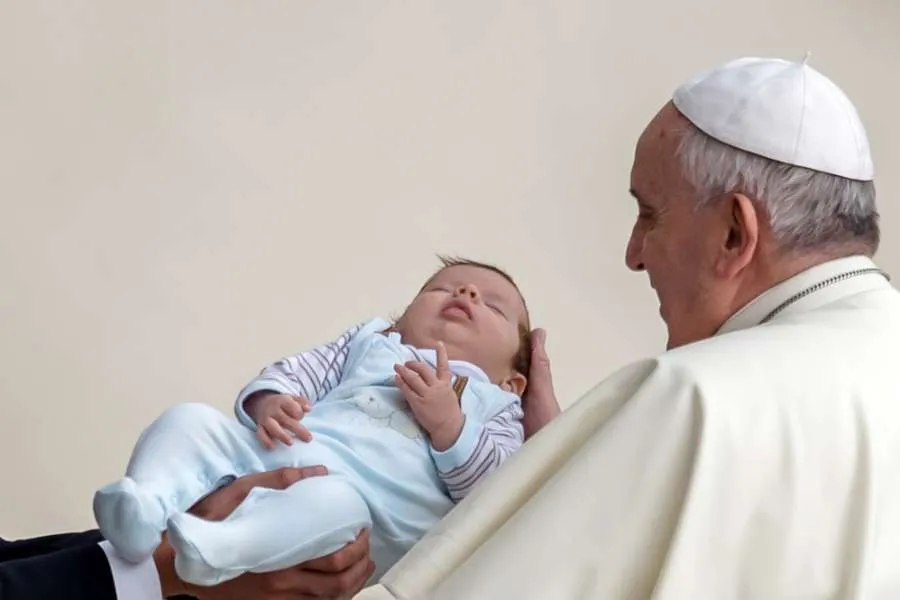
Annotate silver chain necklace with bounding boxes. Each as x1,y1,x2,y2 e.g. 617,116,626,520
760,267,890,324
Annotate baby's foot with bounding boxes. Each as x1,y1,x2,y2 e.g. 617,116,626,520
167,512,244,586
93,477,165,562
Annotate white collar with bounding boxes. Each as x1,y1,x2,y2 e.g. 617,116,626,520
716,255,891,335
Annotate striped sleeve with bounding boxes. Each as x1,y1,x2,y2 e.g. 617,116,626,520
430,400,525,502
234,322,364,429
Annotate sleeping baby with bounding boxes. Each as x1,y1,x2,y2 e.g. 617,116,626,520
93,256,532,587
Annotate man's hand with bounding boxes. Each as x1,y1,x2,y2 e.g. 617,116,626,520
521,328,561,439
189,466,326,521
246,393,313,448
154,467,375,599
184,533,373,600
394,342,464,451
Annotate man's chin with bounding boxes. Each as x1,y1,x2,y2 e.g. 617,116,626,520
665,327,713,350
663,323,684,350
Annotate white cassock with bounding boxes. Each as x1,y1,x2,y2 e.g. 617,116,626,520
355,254,900,599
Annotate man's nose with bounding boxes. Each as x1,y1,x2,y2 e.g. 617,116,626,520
625,229,646,272
454,284,481,301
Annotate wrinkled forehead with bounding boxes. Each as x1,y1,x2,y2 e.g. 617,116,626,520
631,103,692,203
424,265,529,323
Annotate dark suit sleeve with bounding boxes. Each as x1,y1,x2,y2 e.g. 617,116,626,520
0,539,117,599
0,530,105,563
0,532,199,600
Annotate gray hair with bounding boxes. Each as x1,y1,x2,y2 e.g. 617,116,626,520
676,122,880,254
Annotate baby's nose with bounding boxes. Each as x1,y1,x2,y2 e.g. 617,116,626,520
456,284,480,300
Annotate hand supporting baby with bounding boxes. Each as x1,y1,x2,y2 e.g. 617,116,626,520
393,342,465,452
245,392,313,448
154,466,374,599
520,328,560,439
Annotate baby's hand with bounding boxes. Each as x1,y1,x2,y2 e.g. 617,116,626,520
247,393,313,449
394,342,464,452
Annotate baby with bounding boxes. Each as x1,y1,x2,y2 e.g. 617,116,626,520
93,256,532,587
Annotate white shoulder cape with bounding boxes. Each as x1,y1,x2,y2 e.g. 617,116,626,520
356,256,900,599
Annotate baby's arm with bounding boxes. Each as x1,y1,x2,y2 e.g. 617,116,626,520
430,400,525,503
234,322,363,430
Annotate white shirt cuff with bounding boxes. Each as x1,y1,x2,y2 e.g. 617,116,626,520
99,541,164,600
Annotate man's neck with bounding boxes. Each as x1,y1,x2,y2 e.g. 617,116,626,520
728,248,869,327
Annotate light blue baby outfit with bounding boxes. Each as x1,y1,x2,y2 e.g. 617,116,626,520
93,318,520,586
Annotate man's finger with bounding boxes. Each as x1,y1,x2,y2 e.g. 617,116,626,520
207,466,326,512
404,360,438,386
530,329,551,372
304,529,371,572
295,465,328,479
188,466,328,520
435,341,451,381
239,466,328,494
265,418,294,446
531,328,547,354
287,555,374,598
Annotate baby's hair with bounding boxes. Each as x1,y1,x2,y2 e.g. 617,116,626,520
427,255,532,380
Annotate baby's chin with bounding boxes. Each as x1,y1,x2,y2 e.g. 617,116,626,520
400,317,478,346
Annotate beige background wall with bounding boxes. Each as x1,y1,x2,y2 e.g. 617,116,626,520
1,1,897,538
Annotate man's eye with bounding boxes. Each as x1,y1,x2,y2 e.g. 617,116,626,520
638,212,657,226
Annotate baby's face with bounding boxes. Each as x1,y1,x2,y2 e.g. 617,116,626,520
396,265,528,393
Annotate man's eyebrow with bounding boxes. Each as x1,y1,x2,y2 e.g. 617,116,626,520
629,188,651,207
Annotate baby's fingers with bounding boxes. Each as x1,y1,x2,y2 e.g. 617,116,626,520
263,417,294,446
394,363,428,396
256,425,275,450
404,361,438,386
435,342,451,381
280,414,313,442
395,372,421,403
282,396,310,419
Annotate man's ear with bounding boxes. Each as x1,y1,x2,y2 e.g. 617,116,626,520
501,372,528,397
716,193,759,278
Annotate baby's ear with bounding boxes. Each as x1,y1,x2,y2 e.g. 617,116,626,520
501,372,527,397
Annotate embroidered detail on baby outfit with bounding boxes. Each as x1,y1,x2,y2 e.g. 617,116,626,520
351,394,423,440
452,376,469,403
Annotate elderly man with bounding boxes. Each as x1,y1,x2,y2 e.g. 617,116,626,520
354,56,900,599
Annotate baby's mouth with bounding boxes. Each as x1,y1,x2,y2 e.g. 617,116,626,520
442,301,473,320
